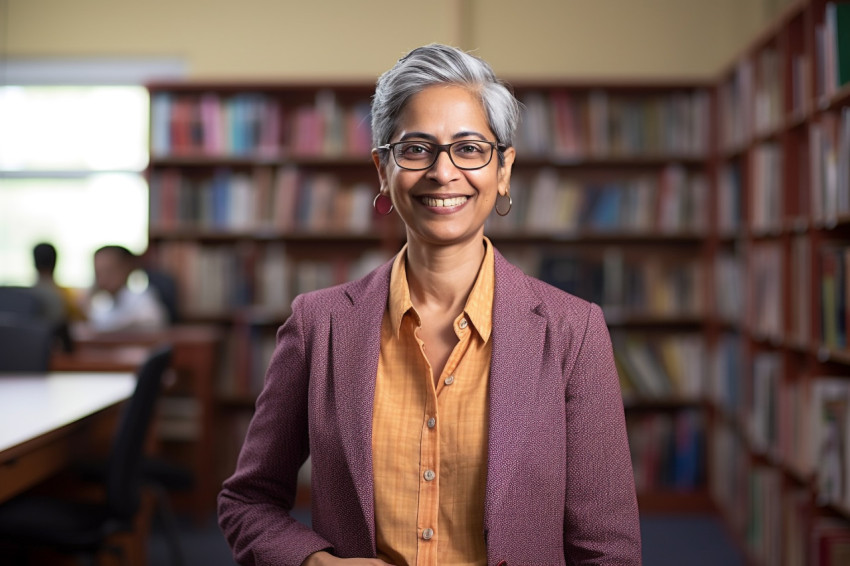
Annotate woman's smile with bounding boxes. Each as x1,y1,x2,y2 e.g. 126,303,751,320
418,194,470,211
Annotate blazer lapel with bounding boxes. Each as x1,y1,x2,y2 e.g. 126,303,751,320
485,251,547,528
329,261,392,547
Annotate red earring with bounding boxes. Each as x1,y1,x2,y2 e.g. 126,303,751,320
373,193,394,215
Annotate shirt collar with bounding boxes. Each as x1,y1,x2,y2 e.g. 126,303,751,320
388,237,494,342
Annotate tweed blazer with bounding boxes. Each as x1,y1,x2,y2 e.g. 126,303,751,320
218,248,642,566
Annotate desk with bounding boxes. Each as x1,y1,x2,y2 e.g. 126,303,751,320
0,373,135,503
51,345,151,373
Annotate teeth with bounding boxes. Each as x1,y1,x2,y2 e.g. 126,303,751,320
421,196,467,207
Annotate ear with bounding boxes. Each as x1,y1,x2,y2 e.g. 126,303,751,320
371,148,389,194
497,146,515,196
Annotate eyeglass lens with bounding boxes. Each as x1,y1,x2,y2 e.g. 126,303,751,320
392,141,494,170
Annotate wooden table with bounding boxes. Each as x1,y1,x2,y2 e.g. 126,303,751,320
0,372,135,503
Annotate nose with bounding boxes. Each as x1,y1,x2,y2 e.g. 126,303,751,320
426,146,460,183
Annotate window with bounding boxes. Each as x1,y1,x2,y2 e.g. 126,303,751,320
0,84,151,288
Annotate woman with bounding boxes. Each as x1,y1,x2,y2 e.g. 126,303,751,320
218,44,642,566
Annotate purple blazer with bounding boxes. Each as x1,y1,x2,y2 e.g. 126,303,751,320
218,249,642,566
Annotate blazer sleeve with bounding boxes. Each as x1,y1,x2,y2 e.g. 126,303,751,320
218,295,333,566
563,303,642,565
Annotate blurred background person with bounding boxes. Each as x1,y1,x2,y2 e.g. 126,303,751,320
84,244,169,332
31,242,85,327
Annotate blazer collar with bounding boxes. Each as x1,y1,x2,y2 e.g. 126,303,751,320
330,258,393,547
485,250,547,531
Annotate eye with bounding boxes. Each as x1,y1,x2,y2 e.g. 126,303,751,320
397,142,434,159
453,141,487,154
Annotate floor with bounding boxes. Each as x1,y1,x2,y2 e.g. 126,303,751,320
149,510,745,565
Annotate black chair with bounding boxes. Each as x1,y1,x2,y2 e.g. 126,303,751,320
0,286,44,318
74,452,192,566
145,269,180,324
0,314,54,372
0,345,173,565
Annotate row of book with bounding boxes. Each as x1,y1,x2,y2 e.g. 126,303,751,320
712,419,850,565
717,160,743,235
816,2,850,101
715,252,745,324
149,166,380,234
810,107,850,227
150,86,714,163
150,89,373,158
613,333,705,401
152,240,391,317
728,237,848,351
530,248,705,321
719,59,756,151
748,242,785,341
626,409,704,492
720,107,850,233
515,89,710,159
707,333,743,416
821,242,850,350
753,46,783,137
486,165,708,236
720,2,849,152
750,142,783,233
743,351,850,516
149,163,710,238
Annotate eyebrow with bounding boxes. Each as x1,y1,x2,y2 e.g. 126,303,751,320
397,130,490,142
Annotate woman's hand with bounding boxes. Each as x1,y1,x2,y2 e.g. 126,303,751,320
302,551,394,566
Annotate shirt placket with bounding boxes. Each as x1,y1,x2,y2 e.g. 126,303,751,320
414,313,472,566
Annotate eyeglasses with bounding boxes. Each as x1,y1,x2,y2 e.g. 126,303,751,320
377,139,505,171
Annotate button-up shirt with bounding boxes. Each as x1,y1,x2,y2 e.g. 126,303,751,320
372,238,494,566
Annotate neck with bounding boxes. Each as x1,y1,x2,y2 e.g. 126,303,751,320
404,237,486,312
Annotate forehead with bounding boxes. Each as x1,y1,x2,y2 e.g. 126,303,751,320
396,85,491,136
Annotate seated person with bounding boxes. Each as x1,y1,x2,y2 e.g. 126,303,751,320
30,242,86,326
85,245,169,332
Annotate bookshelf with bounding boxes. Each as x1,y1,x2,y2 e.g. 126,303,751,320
711,0,850,564
146,80,712,514
490,82,715,512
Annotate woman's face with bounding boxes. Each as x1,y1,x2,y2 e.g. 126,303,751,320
373,85,515,248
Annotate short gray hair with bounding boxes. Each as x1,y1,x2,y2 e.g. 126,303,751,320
371,44,520,165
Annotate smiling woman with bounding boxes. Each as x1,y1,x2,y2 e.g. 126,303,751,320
218,43,642,566
0,85,151,288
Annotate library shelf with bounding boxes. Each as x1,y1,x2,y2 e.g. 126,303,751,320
145,76,715,515
711,0,850,563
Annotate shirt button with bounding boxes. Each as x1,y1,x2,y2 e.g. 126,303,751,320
424,469,435,481
459,318,468,329
422,528,434,540
427,417,436,428
444,375,455,386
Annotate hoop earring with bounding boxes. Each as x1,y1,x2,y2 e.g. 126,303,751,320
495,191,512,216
373,192,394,215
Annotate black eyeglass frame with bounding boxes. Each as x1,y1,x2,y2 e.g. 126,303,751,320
376,140,507,171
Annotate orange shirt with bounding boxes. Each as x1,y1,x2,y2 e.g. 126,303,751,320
372,239,494,566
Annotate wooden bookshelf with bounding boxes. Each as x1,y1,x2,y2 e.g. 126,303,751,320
146,78,716,515
711,0,850,564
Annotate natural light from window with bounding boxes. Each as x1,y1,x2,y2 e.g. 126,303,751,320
0,85,150,289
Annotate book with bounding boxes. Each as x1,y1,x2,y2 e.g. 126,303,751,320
811,378,850,512
827,2,850,89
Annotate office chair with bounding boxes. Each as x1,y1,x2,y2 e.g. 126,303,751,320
0,286,44,318
74,449,193,566
0,314,55,372
0,345,173,565
145,268,180,324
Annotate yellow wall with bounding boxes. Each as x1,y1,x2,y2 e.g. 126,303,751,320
3,0,769,81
